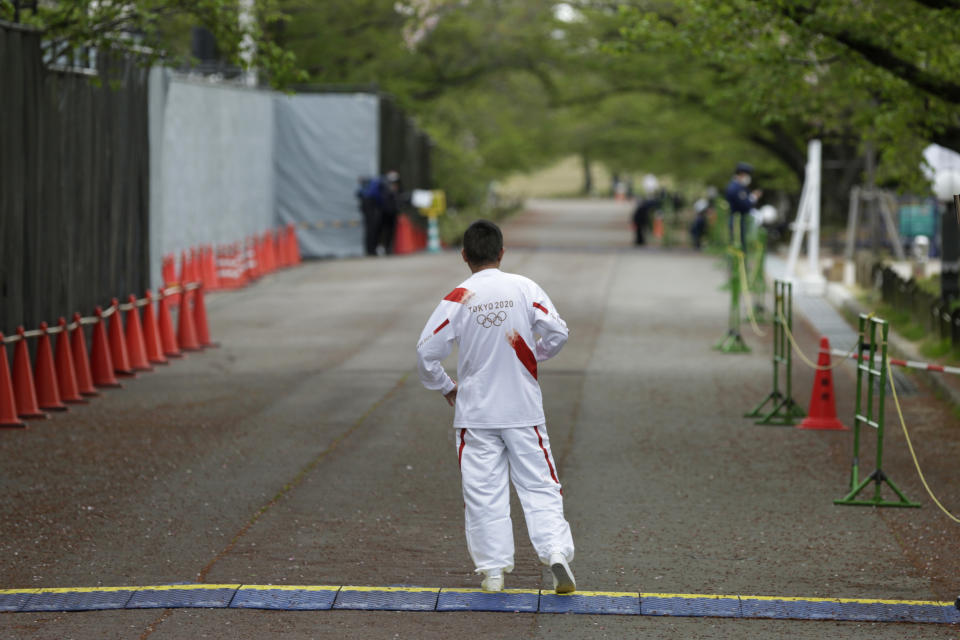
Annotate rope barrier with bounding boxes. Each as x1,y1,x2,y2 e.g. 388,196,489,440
0,282,200,346
833,350,960,376
730,248,765,337
887,358,960,523
778,305,867,371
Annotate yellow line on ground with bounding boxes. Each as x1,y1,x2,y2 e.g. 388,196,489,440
2,585,952,608
548,590,637,598
441,588,539,595
133,585,241,592
238,585,340,592
641,592,740,600
339,586,438,593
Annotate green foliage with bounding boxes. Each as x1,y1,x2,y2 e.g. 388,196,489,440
612,0,960,190
0,0,306,88
12,0,959,216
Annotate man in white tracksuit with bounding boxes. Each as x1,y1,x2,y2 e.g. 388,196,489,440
416,220,576,594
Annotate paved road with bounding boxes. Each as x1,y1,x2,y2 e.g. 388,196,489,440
0,199,955,639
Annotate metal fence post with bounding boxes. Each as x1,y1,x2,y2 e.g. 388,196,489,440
835,314,920,508
745,280,804,424
714,249,750,353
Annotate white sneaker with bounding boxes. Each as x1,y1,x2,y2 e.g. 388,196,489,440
481,570,504,593
549,553,576,594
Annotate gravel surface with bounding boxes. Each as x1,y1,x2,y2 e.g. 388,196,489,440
0,199,956,639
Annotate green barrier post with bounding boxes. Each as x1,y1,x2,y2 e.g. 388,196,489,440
714,248,750,353
745,279,804,424
748,227,767,323
834,315,920,508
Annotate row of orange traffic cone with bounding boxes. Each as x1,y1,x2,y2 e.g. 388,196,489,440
0,284,213,428
162,224,301,296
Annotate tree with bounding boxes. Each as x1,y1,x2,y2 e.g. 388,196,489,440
0,0,303,88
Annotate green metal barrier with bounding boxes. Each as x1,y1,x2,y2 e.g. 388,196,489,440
747,227,767,323
834,314,920,508
714,248,750,353
745,280,805,424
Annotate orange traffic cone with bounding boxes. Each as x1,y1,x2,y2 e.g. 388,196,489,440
71,313,99,396
0,337,26,428
108,299,135,377
256,232,273,275
124,295,152,372
193,285,216,348
164,254,180,307
237,242,250,286
91,307,121,388
141,291,168,365
157,291,183,358
798,337,848,431
12,328,47,419
177,288,201,351
203,246,220,291
178,249,190,288
243,238,257,281
394,214,415,254
268,230,279,271
653,215,665,240
34,322,68,412
55,318,86,404
276,229,288,268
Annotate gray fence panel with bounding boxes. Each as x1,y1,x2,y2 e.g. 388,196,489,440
148,69,275,287
273,93,379,258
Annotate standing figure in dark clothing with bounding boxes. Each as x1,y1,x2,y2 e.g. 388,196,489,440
632,197,657,246
690,197,712,250
724,162,761,251
379,171,401,255
357,177,381,256
357,170,403,256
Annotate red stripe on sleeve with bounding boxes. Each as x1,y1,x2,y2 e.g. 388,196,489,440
444,287,472,304
507,331,538,380
533,302,549,314
433,318,450,334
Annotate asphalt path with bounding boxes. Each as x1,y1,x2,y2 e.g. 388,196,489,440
0,199,955,639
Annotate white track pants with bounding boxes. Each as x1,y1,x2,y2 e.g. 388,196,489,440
456,426,574,573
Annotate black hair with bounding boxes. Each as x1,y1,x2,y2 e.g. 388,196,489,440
462,220,503,266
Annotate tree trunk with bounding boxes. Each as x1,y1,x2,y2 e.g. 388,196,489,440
581,152,593,196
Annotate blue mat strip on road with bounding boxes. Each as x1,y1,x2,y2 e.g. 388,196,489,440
437,588,539,613
0,585,956,624
231,585,339,610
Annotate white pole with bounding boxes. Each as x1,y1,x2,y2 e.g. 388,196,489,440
802,140,826,295
784,139,826,295
239,0,258,87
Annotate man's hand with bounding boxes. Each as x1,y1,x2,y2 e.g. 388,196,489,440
444,384,457,407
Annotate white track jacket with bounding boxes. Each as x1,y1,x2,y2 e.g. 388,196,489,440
417,268,569,429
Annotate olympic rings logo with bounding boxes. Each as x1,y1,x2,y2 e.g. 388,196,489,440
476,311,507,328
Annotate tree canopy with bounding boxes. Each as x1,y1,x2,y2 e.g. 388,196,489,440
9,0,959,215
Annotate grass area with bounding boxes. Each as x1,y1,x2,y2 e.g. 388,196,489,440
856,289,960,360
437,200,523,247
499,156,616,199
